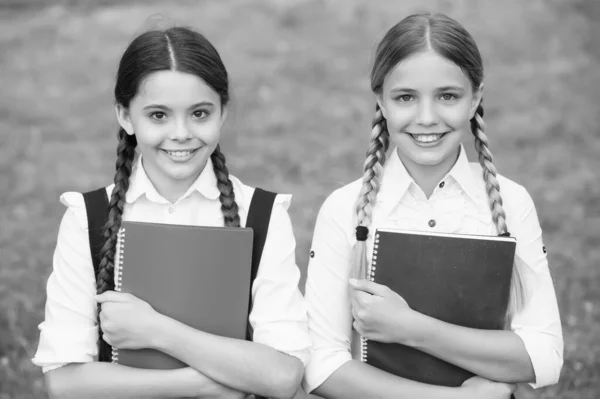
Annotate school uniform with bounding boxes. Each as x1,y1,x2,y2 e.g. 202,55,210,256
303,145,563,393
32,155,312,372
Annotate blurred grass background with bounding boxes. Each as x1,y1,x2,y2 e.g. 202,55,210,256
0,0,599,398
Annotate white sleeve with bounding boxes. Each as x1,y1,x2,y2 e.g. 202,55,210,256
509,186,563,388
303,192,355,393
248,194,312,365
31,193,99,373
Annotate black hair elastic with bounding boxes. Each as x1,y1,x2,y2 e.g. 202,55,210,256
356,226,369,241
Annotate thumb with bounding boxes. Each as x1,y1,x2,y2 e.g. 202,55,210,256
349,278,389,297
95,291,130,304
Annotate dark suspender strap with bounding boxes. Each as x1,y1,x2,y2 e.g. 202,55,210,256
83,188,110,277
82,187,111,362
245,188,277,399
246,188,278,284
245,188,277,339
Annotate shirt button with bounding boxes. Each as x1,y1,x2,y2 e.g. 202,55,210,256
439,181,445,188
428,219,436,228
168,206,174,213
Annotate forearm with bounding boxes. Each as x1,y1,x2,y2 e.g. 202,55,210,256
154,315,303,399
44,362,236,399
314,359,464,399
410,313,535,383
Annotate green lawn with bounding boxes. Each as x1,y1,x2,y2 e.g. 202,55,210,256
1,0,599,398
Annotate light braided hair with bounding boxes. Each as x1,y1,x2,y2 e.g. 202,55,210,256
353,105,389,279
96,27,240,361
471,101,526,324
354,12,526,323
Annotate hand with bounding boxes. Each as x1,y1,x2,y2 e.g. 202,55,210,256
95,291,162,350
349,278,420,344
460,375,516,399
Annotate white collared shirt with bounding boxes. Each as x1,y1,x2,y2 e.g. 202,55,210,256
32,156,311,372
303,146,563,392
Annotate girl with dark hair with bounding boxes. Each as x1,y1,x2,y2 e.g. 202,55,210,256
33,27,310,399
303,12,562,398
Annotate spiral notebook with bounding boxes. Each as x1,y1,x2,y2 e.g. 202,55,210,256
360,228,516,387
111,220,254,369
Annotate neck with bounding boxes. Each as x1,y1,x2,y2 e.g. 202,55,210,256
397,146,461,198
141,158,206,204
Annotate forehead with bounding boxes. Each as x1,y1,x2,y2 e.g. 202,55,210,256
135,70,221,106
383,50,472,92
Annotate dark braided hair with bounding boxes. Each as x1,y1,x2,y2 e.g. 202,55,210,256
97,27,239,360
355,12,526,322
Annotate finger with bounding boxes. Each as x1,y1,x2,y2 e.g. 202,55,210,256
101,333,113,346
354,290,373,306
352,321,363,334
349,279,389,297
95,291,131,303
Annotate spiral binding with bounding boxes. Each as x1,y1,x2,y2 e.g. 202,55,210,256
111,227,126,364
360,232,380,363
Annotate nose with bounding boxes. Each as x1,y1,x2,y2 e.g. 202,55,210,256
169,119,192,142
415,99,438,127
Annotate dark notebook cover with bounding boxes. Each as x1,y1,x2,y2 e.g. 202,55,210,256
112,221,254,369
364,228,516,387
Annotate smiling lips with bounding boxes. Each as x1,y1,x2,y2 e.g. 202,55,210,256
161,148,199,157
408,132,448,143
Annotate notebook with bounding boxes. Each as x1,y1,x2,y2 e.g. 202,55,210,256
111,220,254,369
360,228,516,387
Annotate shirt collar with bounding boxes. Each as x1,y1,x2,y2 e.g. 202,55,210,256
126,154,221,204
378,144,480,206
446,144,481,204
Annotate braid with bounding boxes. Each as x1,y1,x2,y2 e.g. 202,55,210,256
352,104,390,279
96,128,136,361
211,144,240,228
470,102,526,325
471,102,507,235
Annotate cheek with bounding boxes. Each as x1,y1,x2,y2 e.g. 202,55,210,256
193,119,222,145
383,103,414,130
439,103,473,129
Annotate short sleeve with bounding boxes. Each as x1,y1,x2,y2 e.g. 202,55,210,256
507,185,563,388
248,194,312,365
31,192,100,372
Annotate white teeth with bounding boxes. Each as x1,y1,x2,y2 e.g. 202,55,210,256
165,150,193,157
412,134,443,143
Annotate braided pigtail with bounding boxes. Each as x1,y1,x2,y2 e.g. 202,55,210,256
211,144,241,228
352,104,390,280
96,128,137,361
471,102,526,326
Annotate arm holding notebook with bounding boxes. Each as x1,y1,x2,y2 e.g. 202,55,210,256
350,278,535,383
45,362,245,399
34,208,245,399
95,202,309,399
349,189,563,388
303,193,514,399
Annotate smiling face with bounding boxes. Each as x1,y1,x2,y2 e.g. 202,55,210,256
377,50,482,173
116,69,226,198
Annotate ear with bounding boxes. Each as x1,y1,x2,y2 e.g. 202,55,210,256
219,104,228,128
115,103,135,135
470,83,484,119
375,93,388,119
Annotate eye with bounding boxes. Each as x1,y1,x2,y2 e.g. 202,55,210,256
150,111,166,121
440,93,457,101
192,110,209,119
395,94,414,102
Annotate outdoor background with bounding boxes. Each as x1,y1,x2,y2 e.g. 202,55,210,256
1,0,599,398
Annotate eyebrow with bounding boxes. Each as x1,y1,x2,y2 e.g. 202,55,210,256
143,102,215,111
436,86,465,92
390,86,465,93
